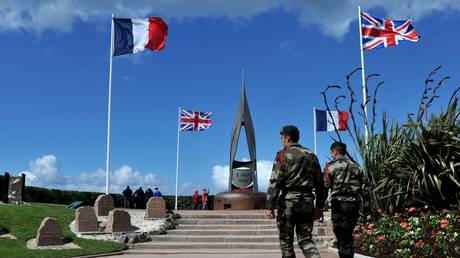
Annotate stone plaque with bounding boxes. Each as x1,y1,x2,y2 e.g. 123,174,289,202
231,167,254,189
8,176,23,204
94,194,114,216
75,206,99,232
145,197,165,219
36,217,62,246
105,209,132,233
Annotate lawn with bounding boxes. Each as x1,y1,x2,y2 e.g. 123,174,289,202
0,202,126,258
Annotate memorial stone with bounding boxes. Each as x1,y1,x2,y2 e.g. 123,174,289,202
94,194,114,216
36,217,62,246
105,209,132,233
145,197,166,219
75,206,99,232
8,176,23,204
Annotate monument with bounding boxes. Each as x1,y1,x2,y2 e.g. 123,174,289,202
145,197,166,219
214,73,267,210
7,174,25,204
36,217,63,246
75,206,99,233
94,194,114,216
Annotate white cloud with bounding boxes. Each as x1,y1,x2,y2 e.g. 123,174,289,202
19,154,164,194
0,1,459,38
211,160,273,192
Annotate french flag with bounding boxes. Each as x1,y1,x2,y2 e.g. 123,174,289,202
113,17,168,56
315,109,349,132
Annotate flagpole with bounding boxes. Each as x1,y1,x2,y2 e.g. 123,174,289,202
358,6,369,145
313,106,317,155
175,107,181,210
105,14,114,195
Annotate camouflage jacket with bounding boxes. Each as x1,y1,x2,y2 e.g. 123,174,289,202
266,143,326,210
325,157,368,202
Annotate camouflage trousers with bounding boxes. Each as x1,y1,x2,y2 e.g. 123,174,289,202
331,200,359,258
276,198,320,258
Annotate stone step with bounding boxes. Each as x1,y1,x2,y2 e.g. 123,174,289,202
150,234,334,242
178,219,332,227
131,237,334,250
179,214,332,220
179,219,275,225
168,227,334,237
177,224,278,230
124,249,307,255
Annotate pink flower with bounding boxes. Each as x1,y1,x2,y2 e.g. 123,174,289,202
442,209,448,214
440,218,448,229
400,222,408,228
431,230,436,237
366,214,372,220
408,207,416,213
367,224,374,230
415,240,424,248
378,235,385,241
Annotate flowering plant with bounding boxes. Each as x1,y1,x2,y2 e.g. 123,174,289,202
353,207,459,257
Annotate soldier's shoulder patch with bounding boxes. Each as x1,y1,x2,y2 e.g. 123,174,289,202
275,149,284,161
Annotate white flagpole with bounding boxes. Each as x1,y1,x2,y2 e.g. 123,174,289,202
313,106,317,155
105,14,114,195
175,107,181,210
358,6,369,145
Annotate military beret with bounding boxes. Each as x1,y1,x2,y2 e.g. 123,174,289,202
280,125,300,138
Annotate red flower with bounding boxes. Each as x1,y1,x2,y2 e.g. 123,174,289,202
440,218,448,229
415,240,424,248
378,235,385,241
408,207,416,213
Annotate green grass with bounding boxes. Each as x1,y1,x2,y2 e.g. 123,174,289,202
0,202,126,258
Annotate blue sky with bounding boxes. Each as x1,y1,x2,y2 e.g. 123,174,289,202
1,1,459,195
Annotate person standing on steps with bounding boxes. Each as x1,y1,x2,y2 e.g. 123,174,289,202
133,186,145,209
122,186,132,208
153,187,163,197
202,189,208,210
266,125,326,258
325,142,370,258
193,190,199,210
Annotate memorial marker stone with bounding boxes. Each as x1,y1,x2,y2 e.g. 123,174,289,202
75,206,99,232
36,217,62,246
8,176,23,204
105,209,132,233
94,194,114,216
145,197,166,219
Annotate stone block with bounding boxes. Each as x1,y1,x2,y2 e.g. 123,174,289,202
94,194,114,216
145,197,165,219
105,209,132,233
36,217,62,246
8,176,23,204
75,206,99,232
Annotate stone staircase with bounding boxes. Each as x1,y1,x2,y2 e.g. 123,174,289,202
126,210,334,255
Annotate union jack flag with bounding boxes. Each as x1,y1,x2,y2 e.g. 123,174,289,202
179,109,212,132
361,11,419,51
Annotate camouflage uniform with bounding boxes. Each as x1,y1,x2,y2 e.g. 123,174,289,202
325,157,368,258
267,143,326,258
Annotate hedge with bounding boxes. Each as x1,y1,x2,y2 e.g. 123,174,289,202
22,186,214,210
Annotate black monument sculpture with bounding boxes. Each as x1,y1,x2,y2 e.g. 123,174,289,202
214,73,267,210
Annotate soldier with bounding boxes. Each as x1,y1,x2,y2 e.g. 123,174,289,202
325,142,369,258
266,125,326,258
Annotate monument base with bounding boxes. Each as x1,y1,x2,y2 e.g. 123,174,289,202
213,191,267,210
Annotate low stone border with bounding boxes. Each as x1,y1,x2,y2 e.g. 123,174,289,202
26,238,81,250
327,247,374,258
0,233,17,240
